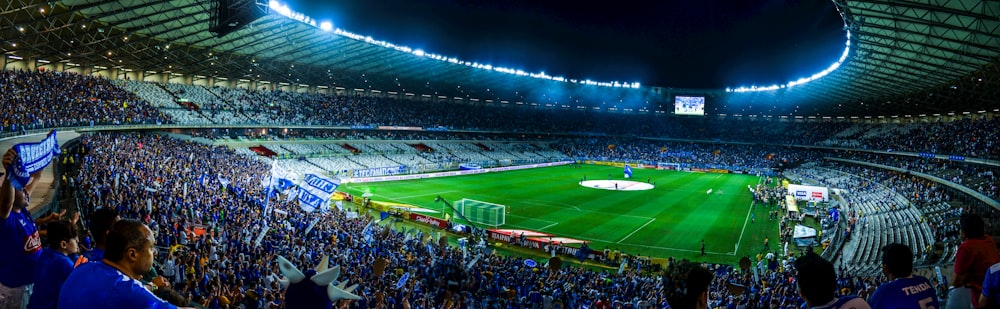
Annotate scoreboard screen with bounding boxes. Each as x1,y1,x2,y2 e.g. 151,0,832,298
674,96,705,116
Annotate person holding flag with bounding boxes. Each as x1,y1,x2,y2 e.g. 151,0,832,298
1,132,63,308
624,164,633,179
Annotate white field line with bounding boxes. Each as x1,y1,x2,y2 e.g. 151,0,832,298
617,218,656,243
734,176,765,254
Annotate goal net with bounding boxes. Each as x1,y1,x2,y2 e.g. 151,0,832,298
454,198,506,228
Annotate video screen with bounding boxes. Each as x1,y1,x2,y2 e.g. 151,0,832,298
674,96,705,116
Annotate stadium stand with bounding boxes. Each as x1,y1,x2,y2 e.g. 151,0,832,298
1,68,997,308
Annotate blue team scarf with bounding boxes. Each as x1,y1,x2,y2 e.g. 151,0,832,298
7,131,59,189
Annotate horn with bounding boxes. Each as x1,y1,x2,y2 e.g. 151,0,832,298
316,255,330,272
277,256,305,284
328,281,362,301
310,265,341,287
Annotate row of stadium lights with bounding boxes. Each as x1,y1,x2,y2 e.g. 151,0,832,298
725,32,852,93
267,0,640,89
18,1,844,93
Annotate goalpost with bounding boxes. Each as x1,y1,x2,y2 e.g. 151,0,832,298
453,198,507,228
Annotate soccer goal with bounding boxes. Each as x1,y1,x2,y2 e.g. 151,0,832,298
454,198,507,228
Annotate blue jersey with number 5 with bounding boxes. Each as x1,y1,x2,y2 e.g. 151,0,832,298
869,276,939,309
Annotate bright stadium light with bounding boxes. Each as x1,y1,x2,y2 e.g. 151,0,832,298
412,49,425,57
727,30,852,93
319,21,333,32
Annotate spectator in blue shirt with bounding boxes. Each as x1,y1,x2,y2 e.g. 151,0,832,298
28,220,79,309
979,262,1000,308
868,243,939,309
57,219,191,309
1,149,60,309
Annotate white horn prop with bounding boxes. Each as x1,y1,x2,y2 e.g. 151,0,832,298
278,278,290,288
310,265,341,287
328,281,362,301
277,256,306,284
316,255,330,272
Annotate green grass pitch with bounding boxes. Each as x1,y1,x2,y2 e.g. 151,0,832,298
339,164,781,264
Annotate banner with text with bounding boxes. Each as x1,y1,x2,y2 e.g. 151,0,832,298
787,184,829,202
7,131,60,189
409,213,448,228
352,166,407,178
298,173,340,212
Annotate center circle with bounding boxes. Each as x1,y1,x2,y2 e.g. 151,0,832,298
579,180,654,191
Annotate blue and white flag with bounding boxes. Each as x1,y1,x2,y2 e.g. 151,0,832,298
303,217,321,237
395,272,410,289
7,131,60,189
263,163,296,192
624,164,633,179
362,222,374,243
297,187,326,213
217,175,230,189
297,173,340,213
198,172,207,187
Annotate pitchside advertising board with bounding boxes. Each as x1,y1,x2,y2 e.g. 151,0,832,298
787,184,830,202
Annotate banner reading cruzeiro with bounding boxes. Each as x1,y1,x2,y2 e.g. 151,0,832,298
7,131,60,189
297,173,340,212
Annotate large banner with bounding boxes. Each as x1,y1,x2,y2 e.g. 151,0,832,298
298,173,340,212
7,131,60,189
787,184,829,202
352,166,406,178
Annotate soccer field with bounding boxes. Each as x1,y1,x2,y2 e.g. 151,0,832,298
339,164,779,264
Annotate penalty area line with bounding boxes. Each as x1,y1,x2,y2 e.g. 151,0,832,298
617,218,656,243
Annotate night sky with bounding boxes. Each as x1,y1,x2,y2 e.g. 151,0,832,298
280,0,847,89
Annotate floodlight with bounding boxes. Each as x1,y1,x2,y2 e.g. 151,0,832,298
320,21,333,32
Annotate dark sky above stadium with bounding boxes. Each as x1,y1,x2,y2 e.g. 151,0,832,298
282,0,847,89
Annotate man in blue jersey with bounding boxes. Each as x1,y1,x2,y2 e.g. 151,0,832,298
868,243,939,309
57,219,192,309
1,149,62,309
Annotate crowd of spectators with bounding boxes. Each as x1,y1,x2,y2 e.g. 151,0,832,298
61,133,682,308
550,137,822,173
818,118,1000,159
2,69,1000,161
829,152,1000,201
0,70,169,134
45,132,939,309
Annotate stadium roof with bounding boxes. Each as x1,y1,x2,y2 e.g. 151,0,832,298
1,0,998,116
